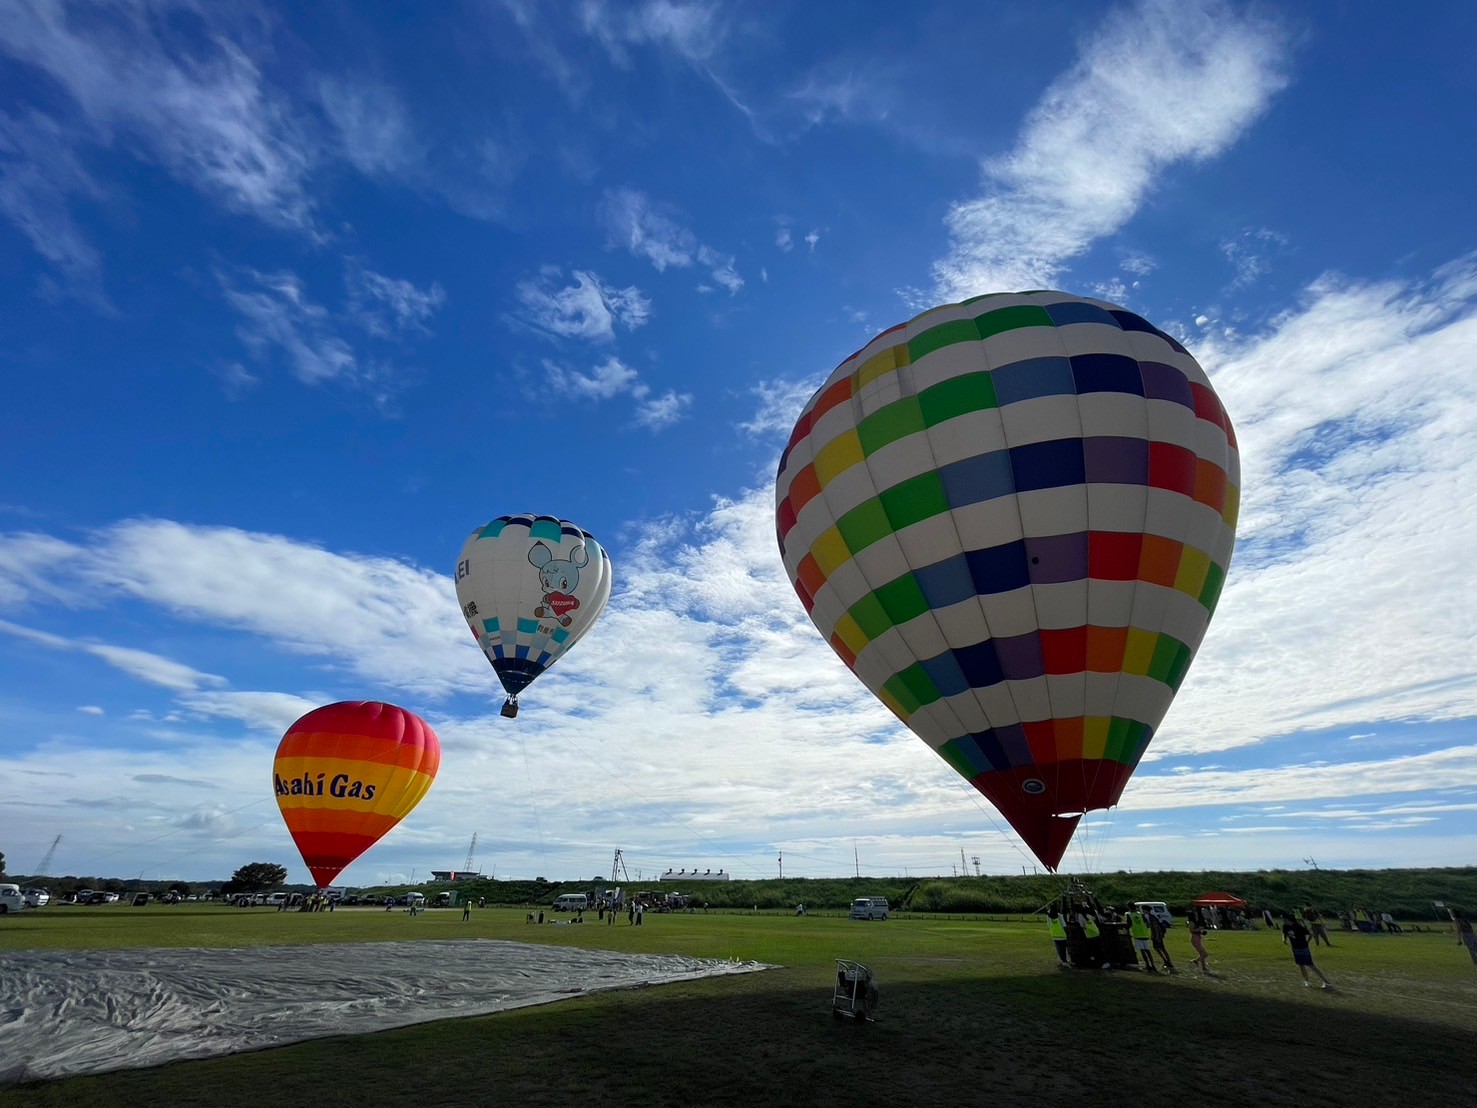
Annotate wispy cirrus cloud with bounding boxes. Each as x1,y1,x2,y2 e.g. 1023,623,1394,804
600,188,743,294
0,0,318,232
0,618,226,692
542,355,693,431
515,267,652,340
347,266,447,339
933,0,1292,299
219,268,357,386
218,263,444,396
0,108,108,294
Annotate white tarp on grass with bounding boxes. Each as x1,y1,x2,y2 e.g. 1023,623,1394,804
0,939,770,1084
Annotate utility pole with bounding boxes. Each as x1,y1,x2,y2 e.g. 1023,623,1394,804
853,841,860,878
464,832,478,874
972,855,981,877
778,852,783,880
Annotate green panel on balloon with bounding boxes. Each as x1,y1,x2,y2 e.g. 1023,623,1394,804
881,671,923,716
908,318,980,363
873,573,929,626
919,371,998,426
1200,562,1227,613
847,592,892,642
974,304,1054,339
879,471,948,531
837,498,892,554
858,397,925,457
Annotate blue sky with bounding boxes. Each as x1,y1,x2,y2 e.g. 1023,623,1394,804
2,0,1475,887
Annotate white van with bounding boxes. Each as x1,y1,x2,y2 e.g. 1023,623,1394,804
552,893,589,912
1133,901,1174,928
850,897,889,921
0,884,24,914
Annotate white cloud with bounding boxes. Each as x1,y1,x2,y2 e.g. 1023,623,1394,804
0,618,226,691
0,531,86,609
1160,257,1477,753
516,268,651,340
317,77,425,179
542,356,691,432
545,355,642,401
0,1,318,231
220,268,357,385
600,187,697,271
0,108,106,290
1221,226,1289,289
738,378,823,438
579,0,726,69
632,388,692,429
347,267,447,338
933,0,1291,299
775,227,793,252
600,188,743,293
76,705,103,716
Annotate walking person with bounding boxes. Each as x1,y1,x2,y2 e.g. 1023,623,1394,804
462,901,471,922
1305,905,1331,946
1188,907,1210,973
1148,910,1176,973
1282,913,1333,989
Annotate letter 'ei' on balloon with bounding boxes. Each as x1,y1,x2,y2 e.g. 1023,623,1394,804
273,701,441,888
774,292,1239,872
454,515,613,713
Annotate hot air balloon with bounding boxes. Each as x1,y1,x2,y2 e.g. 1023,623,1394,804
775,291,1238,871
455,514,613,718
273,701,441,888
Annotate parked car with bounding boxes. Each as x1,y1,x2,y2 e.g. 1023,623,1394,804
23,888,50,908
849,897,890,921
0,884,24,914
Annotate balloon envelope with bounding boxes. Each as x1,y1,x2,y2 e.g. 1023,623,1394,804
455,514,613,701
774,291,1239,870
273,701,441,887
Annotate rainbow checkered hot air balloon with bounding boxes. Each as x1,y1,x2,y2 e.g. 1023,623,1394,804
273,701,441,888
775,291,1239,871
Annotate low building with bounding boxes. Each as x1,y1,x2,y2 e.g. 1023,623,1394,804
658,868,730,881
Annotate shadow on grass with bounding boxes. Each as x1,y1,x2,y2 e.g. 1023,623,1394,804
5,958,1470,1108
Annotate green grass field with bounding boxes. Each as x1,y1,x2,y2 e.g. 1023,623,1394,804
3,904,1473,1106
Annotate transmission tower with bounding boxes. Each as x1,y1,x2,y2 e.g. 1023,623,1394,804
464,832,478,874
35,834,62,877
611,848,630,882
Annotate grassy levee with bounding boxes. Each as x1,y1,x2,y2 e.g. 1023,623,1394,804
2,906,1472,1106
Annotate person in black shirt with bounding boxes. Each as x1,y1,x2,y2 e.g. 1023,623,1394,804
1282,913,1333,989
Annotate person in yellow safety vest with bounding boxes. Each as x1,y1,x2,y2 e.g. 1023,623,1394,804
1076,908,1106,968
1127,909,1159,973
1047,906,1070,968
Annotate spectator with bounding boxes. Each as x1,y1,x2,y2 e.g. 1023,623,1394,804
1282,913,1333,990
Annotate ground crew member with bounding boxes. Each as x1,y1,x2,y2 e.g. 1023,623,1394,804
1128,908,1158,972
1047,907,1070,968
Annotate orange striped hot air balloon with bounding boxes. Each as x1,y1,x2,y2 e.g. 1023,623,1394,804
272,701,441,888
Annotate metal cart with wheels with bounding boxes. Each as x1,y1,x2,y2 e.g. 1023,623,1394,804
831,959,878,1022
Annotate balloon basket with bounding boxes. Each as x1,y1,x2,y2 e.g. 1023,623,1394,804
831,959,877,1023
500,698,519,719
